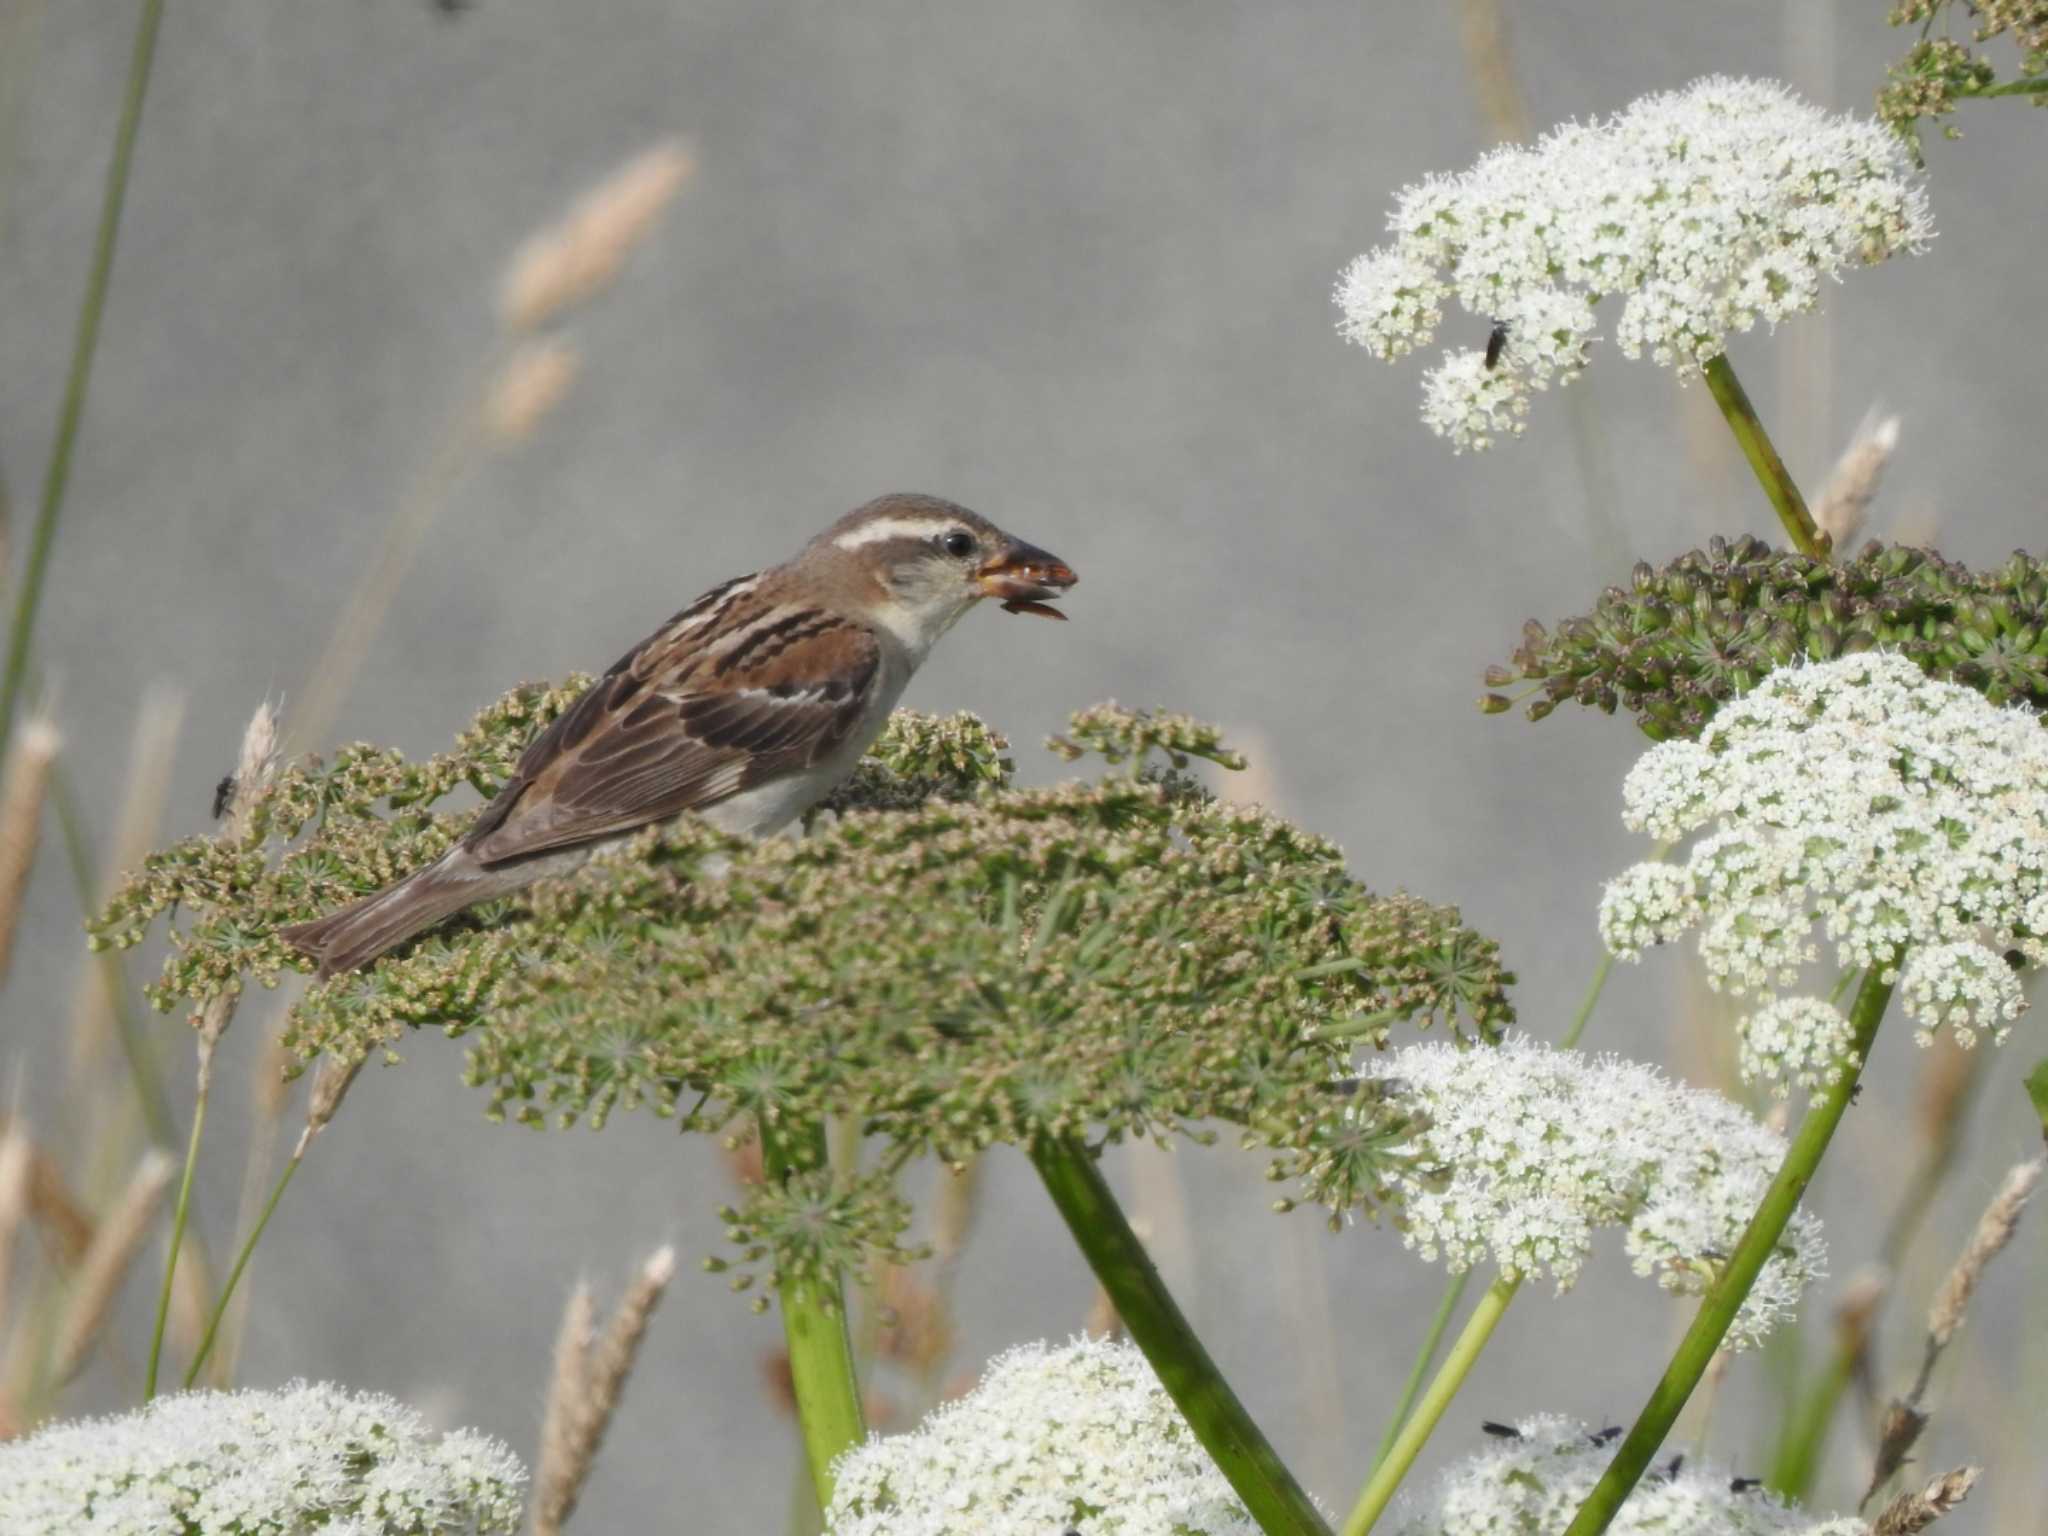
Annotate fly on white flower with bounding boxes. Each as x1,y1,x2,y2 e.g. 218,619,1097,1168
1600,652,2047,1090
0,1381,526,1536
826,1337,1270,1536
1334,77,1933,451
1391,1414,1866,1535
1356,1036,1824,1349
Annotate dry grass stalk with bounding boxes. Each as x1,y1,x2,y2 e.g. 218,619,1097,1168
292,1054,363,1160
534,1279,595,1530
930,1155,981,1267
0,716,60,985
872,1263,952,1380
49,1147,173,1382
1870,1466,1979,1533
1455,0,1531,144
1812,410,1901,559
1925,1157,2039,1351
69,686,183,1077
0,1118,32,1342
0,1117,93,1264
481,340,579,445
531,1247,675,1536
499,140,694,332
191,703,282,1084
1864,1157,2041,1506
1082,1279,1123,1342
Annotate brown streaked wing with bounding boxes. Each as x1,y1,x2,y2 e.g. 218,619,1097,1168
463,606,880,865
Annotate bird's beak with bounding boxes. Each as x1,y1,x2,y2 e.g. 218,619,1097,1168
977,539,1077,620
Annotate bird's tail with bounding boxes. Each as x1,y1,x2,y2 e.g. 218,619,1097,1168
279,847,496,979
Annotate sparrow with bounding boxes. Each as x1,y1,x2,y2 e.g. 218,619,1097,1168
281,493,1076,977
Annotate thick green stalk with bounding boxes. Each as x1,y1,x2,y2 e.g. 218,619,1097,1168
0,0,166,748
1561,969,1895,1536
1342,1273,1521,1536
1700,354,1826,562
1767,1042,1985,1498
1370,1271,1470,1471
1030,1134,1331,1536
183,1151,301,1388
761,1117,866,1513
143,1074,207,1399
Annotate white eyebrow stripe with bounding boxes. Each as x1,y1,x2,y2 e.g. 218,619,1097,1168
833,517,950,550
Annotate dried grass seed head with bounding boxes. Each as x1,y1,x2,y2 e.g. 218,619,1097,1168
499,140,694,331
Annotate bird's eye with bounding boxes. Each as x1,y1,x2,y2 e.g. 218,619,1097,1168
941,530,977,558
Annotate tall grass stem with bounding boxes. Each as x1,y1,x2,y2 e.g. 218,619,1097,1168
0,0,166,748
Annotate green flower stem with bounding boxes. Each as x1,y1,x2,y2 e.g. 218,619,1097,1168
1369,1271,1470,1472
1766,1328,1860,1500
1700,354,1826,563
0,0,165,749
1342,1272,1521,1536
182,1150,301,1389
1029,1134,1331,1536
1371,903,1636,1477
1561,968,1896,1536
143,1070,208,1400
1963,74,2048,98
761,1116,866,1513
1767,1041,1985,1499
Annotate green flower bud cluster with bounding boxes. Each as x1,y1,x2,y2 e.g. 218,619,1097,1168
1880,0,2047,146
1489,538,2048,739
91,690,1513,1294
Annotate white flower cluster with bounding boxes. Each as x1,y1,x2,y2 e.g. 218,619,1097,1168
1361,1037,1823,1349
1334,76,1932,450
1600,653,2047,1089
1392,1415,1863,1536
826,1337,1262,1536
0,1381,525,1536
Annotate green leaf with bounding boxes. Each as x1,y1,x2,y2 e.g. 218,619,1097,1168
2024,1057,2048,1138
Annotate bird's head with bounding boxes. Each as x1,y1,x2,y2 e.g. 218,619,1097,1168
811,493,1077,653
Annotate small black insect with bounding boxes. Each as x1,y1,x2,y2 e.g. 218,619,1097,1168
1484,321,1509,370
1587,1425,1623,1447
1849,1082,1864,1105
1480,1420,1522,1440
1652,1453,1685,1481
211,774,236,819
1731,1477,1763,1494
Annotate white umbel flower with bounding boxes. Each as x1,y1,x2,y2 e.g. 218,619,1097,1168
1602,652,2047,1087
825,1337,1263,1536
1334,76,1932,450
1360,1037,1823,1349
1392,1415,1865,1535
0,1381,525,1536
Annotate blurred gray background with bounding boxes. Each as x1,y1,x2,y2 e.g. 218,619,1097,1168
4,0,2044,1529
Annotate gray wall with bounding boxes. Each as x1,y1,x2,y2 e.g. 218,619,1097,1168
4,1,2043,1529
